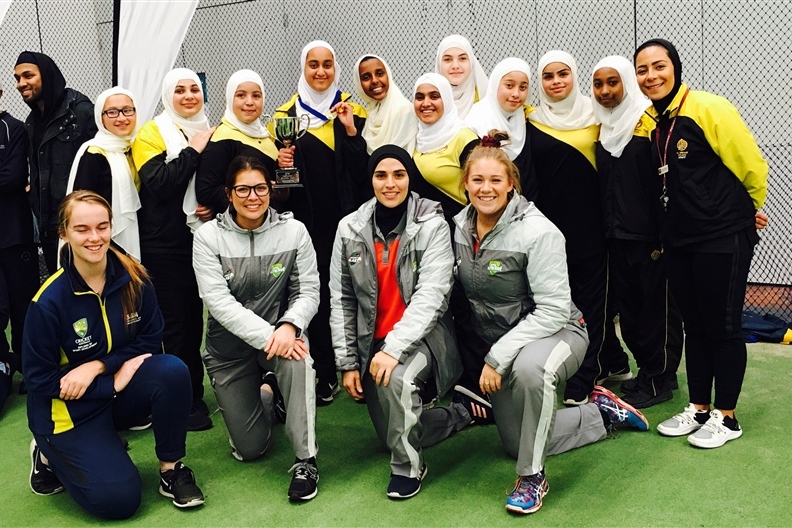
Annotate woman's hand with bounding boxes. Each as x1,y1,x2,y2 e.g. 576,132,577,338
369,351,399,387
195,204,213,221
265,323,298,360
480,364,502,395
331,102,357,136
289,338,309,361
60,360,105,400
189,127,216,154
113,354,152,394
277,146,296,168
342,370,364,400
755,211,769,230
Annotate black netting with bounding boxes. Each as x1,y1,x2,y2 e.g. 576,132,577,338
2,0,789,317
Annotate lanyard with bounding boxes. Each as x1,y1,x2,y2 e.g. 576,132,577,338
655,88,689,210
297,91,342,122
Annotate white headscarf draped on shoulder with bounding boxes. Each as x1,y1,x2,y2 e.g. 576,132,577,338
298,40,341,129
434,35,488,118
531,50,595,131
66,86,141,260
353,54,416,154
591,55,651,158
413,73,467,154
154,68,210,231
224,69,270,138
465,57,531,160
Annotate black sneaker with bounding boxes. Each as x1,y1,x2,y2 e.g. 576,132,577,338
159,461,205,508
29,439,64,496
452,385,495,425
187,399,213,431
387,464,427,499
316,379,340,407
622,375,679,393
127,415,153,431
621,386,673,409
288,457,319,501
262,371,287,424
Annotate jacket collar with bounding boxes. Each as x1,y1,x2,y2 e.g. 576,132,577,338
215,206,289,234
64,250,130,297
645,83,689,121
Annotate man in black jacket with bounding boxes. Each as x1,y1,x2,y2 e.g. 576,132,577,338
14,51,96,274
0,83,39,406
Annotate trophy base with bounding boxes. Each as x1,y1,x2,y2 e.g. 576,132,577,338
274,168,303,188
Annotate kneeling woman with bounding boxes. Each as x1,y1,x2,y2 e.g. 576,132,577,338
192,156,321,501
454,137,648,515
23,191,203,519
330,145,467,499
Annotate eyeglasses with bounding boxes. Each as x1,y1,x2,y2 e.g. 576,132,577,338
232,184,270,198
102,107,136,118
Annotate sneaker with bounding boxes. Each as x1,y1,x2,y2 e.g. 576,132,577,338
506,471,549,514
316,379,340,407
159,461,205,508
595,367,633,385
622,375,678,393
288,457,319,501
452,385,495,425
687,410,743,448
562,395,589,407
127,415,153,431
262,372,287,424
29,439,64,496
187,399,213,432
590,386,649,431
387,464,427,499
656,404,710,437
621,386,673,409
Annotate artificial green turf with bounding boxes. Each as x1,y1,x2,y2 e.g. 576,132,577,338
1,341,790,527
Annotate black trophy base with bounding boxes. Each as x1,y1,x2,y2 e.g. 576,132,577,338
274,168,303,188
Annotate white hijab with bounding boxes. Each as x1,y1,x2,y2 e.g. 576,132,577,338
353,54,416,154
465,58,531,160
434,35,488,118
413,73,467,154
531,50,595,131
224,69,270,139
297,40,340,129
153,68,209,231
66,86,141,260
591,55,651,158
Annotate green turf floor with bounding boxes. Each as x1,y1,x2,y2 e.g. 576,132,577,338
1,341,790,527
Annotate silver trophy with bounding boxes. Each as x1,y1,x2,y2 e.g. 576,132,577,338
272,114,309,187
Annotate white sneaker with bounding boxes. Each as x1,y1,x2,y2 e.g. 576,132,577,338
657,404,709,437
687,410,743,448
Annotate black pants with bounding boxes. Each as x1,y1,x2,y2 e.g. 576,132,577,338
564,250,628,399
609,240,683,394
0,243,40,373
308,261,338,384
142,251,205,401
665,230,756,410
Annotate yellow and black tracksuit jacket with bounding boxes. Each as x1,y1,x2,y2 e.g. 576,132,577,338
644,84,767,247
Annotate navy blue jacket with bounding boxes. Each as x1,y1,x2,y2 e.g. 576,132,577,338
0,110,35,249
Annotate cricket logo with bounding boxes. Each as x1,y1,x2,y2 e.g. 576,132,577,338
270,263,285,278
73,318,88,338
348,252,362,265
487,260,503,276
676,138,689,160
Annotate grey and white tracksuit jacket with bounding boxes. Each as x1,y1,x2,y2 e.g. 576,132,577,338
193,208,320,461
453,194,606,476
330,193,465,477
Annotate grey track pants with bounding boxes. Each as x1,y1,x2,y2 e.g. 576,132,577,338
490,322,607,476
203,346,317,461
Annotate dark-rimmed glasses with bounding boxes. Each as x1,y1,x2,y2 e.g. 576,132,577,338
102,107,136,118
232,184,270,198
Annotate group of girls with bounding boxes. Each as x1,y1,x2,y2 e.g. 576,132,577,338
22,34,767,520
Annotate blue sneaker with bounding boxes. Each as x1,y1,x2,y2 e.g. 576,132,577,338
591,386,649,431
506,471,548,514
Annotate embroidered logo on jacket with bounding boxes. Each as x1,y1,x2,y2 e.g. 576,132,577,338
223,269,234,282
676,138,689,160
72,318,88,338
487,260,503,276
348,252,361,265
270,263,285,278
126,312,141,325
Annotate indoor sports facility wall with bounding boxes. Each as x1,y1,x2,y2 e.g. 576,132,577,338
2,0,790,317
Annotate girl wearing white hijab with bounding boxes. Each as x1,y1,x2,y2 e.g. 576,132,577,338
434,35,488,118
528,51,629,407
196,69,278,216
591,55,682,409
273,40,368,403
131,68,216,432
412,72,478,223
352,54,417,154
67,86,142,260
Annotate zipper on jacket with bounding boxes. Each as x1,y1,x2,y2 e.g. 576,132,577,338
74,290,113,352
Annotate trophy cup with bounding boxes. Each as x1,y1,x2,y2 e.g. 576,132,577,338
272,114,309,187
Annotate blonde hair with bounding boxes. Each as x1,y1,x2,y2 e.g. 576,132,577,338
460,129,522,195
58,190,150,326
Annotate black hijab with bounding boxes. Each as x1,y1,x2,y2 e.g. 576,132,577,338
15,51,67,121
367,145,417,236
634,39,683,116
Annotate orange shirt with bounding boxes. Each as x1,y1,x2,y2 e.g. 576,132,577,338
374,238,407,340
